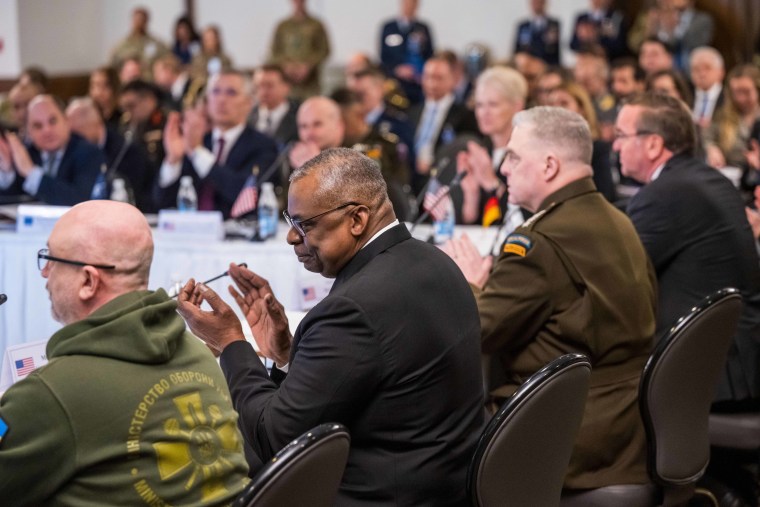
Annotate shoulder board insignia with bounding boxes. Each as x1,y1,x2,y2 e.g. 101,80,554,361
521,208,548,229
599,94,615,112
503,233,533,257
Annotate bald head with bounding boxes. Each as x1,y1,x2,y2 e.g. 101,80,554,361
66,97,105,145
297,96,345,149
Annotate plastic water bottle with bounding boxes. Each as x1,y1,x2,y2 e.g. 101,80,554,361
433,197,455,245
109,178,129,203
258,182,279,240
90,164,108,200
177,175,198,212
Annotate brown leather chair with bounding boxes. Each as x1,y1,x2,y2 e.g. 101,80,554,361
233,423,350,507
561,288,743,507
467,353,592,507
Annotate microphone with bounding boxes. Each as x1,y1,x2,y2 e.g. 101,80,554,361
256,141,294,185
168,262,248,298
411,157,451,221
409,170,467,234
108,130,133,178
0,294,6,306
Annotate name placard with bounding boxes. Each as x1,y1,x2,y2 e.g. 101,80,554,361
0,340,49,392
156,210,224,242
16,205,70,234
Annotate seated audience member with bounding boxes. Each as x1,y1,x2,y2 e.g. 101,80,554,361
513,0,561,65
171,15,201,66
443,106,656,491
118,79,167,181
646,68,693,106
615,92,760,410
110,6,168,69
345,53,409,112
249,63,299,147
549,81,616,201
638,36,675,77
17,66,49,91
177,147,484,506
703,64,760,182
438,49,474,106
573,48,617,139
66,97,154,212
570,0,629,61
610,57,646,108
5,81,44,140
533,65,570,106
89,66,123,130
456,66,528,228
513,50,548,106
269,0,331,100
689,46,725,128
118,56,144,85
409,54,479,191
0,95,104,205
379,0,435,105
350,66,415,168
191,25,234,80
156,70,277,218
331,88,411,220
152,54,203,112
0,200,249,505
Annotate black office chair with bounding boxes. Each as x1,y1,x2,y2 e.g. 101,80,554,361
562,288,743,507
468,353,592,507
707,408,760,505
233,423,350,507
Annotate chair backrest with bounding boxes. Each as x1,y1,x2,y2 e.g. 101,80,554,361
233,423,350,507
467,353,592,507
641,288,742,501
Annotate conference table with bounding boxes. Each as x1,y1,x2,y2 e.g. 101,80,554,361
0,221,503,356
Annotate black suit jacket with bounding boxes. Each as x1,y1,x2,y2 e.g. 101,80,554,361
0,133,104,206
155,126,278,218
514,17,561,65
220,224,484,506
570,9,629,60
627,154,760,402
248,99,300,149
408,100,479,154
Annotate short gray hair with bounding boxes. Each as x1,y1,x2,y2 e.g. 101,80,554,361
476,65,528,104
291,148,389,210
512,106,593,165
206,70,253,97
689,46,724,71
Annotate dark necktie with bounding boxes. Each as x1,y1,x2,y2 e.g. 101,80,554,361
198,137,224,211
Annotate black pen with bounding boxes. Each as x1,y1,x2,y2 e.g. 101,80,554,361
169,262,248,298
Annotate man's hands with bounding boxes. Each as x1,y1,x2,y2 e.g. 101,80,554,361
289,141,321,169
176,263,293,365
163,110,208,165
441,233,493,289
0,132,34,177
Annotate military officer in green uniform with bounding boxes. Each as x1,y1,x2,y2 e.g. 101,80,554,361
110,7,168,71
269,0,331,100
0,201,249,505
443,106,657,492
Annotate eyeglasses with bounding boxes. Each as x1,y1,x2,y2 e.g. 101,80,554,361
283,202,361,237
37,248,116,271
613,130,655,141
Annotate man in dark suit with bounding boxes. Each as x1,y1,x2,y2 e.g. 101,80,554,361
66,97,154,212
570,0,629,61
152,53,203,112
444,106,656,490
514,0,561,65
177,147,484,506
379,0,435,105
616,92,760,406
156,70,278,218
249,63,299,148
689,46,725,129
0,95,103,205
408,54,479,192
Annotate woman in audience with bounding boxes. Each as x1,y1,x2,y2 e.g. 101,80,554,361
548,80,616,201
704,64,760,188
172,15,200,66
646,69,693,106
191,25,233,79
88,66,122,130
456,66,527,226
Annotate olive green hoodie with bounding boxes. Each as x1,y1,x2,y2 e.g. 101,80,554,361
0,289,249,506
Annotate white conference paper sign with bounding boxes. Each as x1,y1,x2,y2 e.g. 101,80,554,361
0,340,49,391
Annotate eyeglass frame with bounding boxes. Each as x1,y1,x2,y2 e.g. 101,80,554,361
613,129,656,141
282,201,362,237
37,248,116,271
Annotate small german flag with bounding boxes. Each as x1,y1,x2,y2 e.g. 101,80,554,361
482,195,501,227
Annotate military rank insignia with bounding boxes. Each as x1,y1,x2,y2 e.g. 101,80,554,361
0,415,8,445
503,234,533,257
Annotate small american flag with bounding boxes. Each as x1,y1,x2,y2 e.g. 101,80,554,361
15,357,35,377
302,287,316,301
231,168,259,219
423,177,451,222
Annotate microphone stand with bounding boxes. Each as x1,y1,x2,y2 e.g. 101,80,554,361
409,170,467,235
409,157,450,222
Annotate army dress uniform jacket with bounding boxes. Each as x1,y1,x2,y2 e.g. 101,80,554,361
474,176,657,490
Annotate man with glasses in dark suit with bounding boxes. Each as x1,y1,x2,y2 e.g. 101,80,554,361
177,147,484,506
